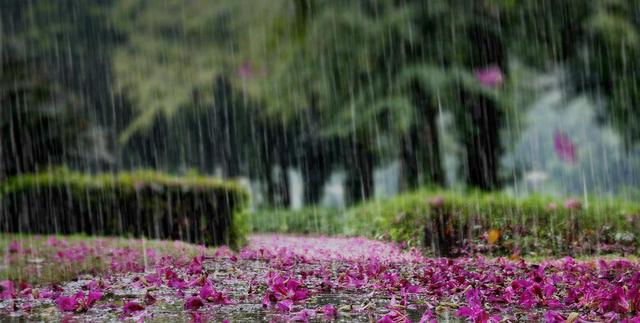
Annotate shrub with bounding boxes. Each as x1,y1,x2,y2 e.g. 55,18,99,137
0,168,249,247
248,207,342,236
345,190,640,256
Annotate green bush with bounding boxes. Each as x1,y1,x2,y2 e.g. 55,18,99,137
344,190,640,256
0,168,249,247
248,207,343,236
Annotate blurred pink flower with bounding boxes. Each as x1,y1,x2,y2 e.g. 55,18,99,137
184,296,204,310
8,241,20,253
0,280,15,300
322,304,337,319
56,295,77,312
123,301,145,316
564,198,582,210
429,195,445,208
238,62,252,79
199,284,231,305
56,291,102,312
276,299,293,312
474,65,504,87
553,130,577,164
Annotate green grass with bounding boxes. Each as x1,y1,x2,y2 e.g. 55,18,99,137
346,189,640,255
247,207,343,235
0,234,206,285
250,189,640,256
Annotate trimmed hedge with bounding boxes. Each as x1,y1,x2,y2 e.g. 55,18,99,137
344,190,640,256
0,168,249,247
248,207,342,235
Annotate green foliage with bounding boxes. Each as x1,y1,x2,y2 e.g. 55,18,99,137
0,47,90,179
345,189,640,255
0,168,249,247
111,0,288,142
248,207,343,236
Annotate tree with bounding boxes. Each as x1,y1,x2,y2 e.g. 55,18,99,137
501,0,640,148
0,1,114,178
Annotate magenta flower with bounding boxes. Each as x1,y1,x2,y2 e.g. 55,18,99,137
276,299,293,312
290,309,315,322
144,292,157,305
322,304,337,319
187,255,204,274
199,284,231,305
55,291,101,312
8,241,20,253
184,296,204,310
263,273,309,308
56,295,78,312
190,311,203,323
543,310,565,323
85,290,103,308
474,65,504,88
456,288,490,323
419,310,436,323
563,198,582,210
0,280,15,300
123,301,145,316
168,277,187,289
377,308,410,323
553,130,577,164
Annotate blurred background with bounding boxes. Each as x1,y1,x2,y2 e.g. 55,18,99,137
2,0,640,209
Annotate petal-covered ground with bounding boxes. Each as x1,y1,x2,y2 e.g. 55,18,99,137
1,234,640,322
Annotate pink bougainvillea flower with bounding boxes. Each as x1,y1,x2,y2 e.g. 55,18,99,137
553,130,577,164
123,301,145,316
0,280,15,300
543,310,565,323
8,241,20,253
276,299,293,312
322,304,338,319
428,195,445,208
457,288,490,323
377,310,410,323
563,198,582,210
144,292,157,306
184,296,204,310
190,311,203,323
168,277,187,289
187,255,204,275
85,290,103,308
199,285,231,305
419,309,437,323
56,295,78,312
474,65,504,88
290,309,315,322
56,291,102,312
263,273,309,308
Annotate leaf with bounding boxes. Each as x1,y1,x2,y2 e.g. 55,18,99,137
487,229,501,245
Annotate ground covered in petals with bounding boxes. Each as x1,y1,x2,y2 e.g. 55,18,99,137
1,234,640,322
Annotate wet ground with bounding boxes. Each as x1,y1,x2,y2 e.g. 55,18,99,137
1,234,640,322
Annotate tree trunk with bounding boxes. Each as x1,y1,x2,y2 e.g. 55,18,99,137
276,145,291,207
346,140,374,204
458,22,505,190
300,140,331,205
400,82,445,190
460,92,502,190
